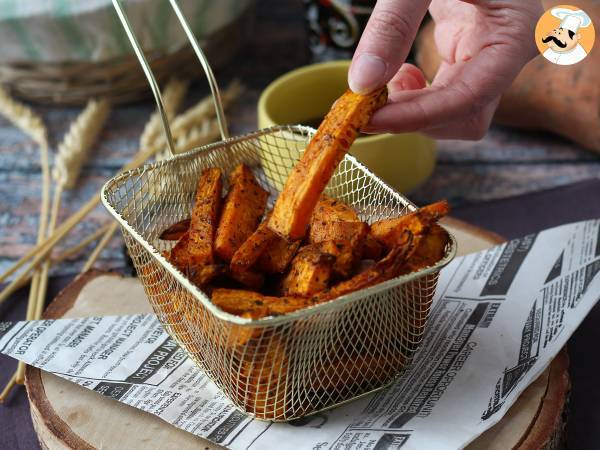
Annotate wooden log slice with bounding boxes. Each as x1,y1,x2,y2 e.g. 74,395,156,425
24,219,569,449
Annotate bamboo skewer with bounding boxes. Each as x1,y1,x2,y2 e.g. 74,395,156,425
0,139,162,290
54,224,112,262
0,224,111,295
82,222,119,272
0,374,17,404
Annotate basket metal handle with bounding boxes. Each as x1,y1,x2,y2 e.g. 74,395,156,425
111,0,230,159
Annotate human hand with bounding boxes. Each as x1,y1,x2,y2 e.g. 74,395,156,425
348,0,543,139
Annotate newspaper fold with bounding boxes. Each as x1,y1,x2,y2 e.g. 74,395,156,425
1,220,599,450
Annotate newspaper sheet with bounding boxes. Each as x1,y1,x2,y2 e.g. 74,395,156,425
1,220,599,449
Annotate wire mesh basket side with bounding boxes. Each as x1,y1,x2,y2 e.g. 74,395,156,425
127,225,440,420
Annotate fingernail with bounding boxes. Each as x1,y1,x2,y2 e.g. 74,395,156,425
349,53,387,94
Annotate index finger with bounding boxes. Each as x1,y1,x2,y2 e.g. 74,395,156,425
348,0,431,94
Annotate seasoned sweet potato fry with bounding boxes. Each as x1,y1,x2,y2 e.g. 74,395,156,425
318,239,357,279
400,224,449,273
231,268,265,290
211,288,272,318
169,168,222,267
362,235,383,260
159,218,190,241
212,232,417,320
230,221,278,273
269,87,388,240
211,288,315,318
310,195,358,229
281,246,335,296
311,221,367,278
314,232,415,303
370,201,449,250
309,219,368,245
187,264,225,287
215,164,269,262
257,236,301,274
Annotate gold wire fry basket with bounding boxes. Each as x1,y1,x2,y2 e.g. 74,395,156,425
102,0,457,421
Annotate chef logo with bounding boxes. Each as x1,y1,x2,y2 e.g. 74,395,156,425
535,5,595,65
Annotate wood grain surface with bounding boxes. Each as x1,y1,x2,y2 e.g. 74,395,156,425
24,220,569,450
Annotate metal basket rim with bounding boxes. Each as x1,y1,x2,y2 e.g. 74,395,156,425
101,124,457,327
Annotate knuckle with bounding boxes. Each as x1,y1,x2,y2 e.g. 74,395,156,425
368,8,414,43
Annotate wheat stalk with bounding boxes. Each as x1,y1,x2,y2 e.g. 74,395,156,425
0,86,47,147
139,78,189,152
0,89,50,398
13,98,112,386
52,98,111,189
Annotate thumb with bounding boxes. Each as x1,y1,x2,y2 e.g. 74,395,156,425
348,0,431,94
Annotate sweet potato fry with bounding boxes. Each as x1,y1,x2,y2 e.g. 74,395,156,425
257,236,301,274
309,219,368,245
318,239,357,279
215,164,269,262
310,195,358,230
230,221,278,273
281,246,335,296
186,264,225,287
313,353,401,393
313,234,414,303
169,168,222,267
159,218,190,241
231,269,265,290
399,224,449,273
362,235,383,260
211,288,315,318
370,201,449,250
311,221,367,278
269,87,388,240
211,288,272,318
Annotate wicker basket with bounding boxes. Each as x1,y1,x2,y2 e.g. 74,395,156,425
0,8,252,106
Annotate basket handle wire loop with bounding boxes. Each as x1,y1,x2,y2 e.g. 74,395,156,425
111,0,230,160
168,0,229,140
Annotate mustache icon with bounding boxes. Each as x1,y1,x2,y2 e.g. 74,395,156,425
542,35,567,48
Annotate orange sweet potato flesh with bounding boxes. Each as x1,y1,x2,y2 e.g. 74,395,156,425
370,201,449,250
230,221,278,274
310,194,359,226
268,87,388,240
169,168,222,267
211,288,272,318
309,219,367,245
280,246,335,296
215,164,269,262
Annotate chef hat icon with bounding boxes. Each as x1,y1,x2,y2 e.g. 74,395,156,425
551,8,592,33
